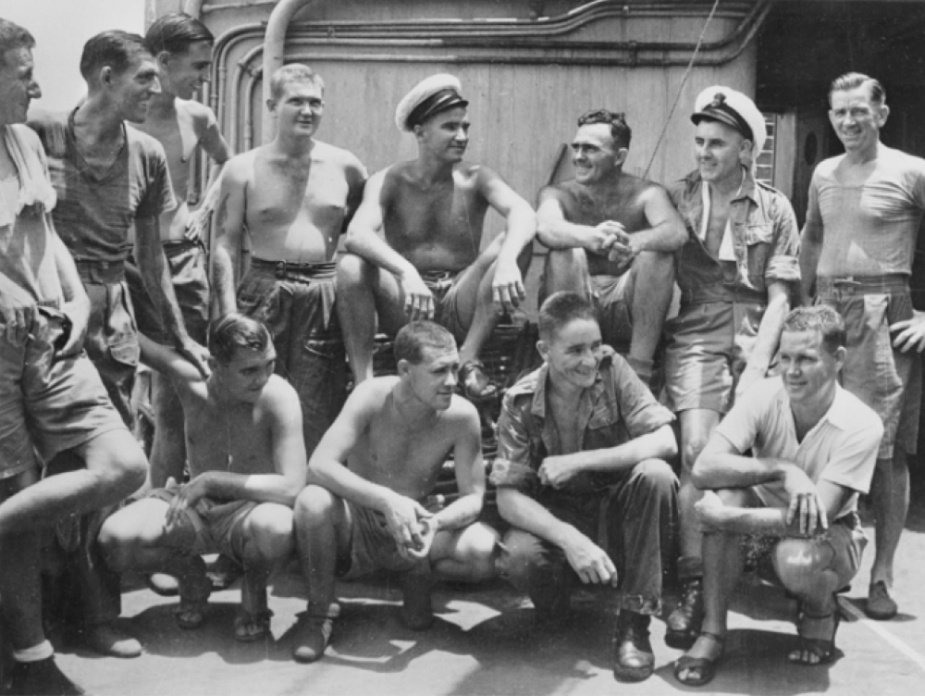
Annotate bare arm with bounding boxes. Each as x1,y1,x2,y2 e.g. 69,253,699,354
50,224,90,355
184,120,232,242
210,160,248,317
431,404,485,532
538,424,677,489
736,282,791,398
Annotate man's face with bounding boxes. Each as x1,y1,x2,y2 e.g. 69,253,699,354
159,41,212,100
416,106,469,163
778,329,843,406
539,317,603,392
694,119,749,185
0,47,41,126
271,79,324,138
571,123,620,185
403,344,459,411
829,86,887,155
212,346,277,404
109,50,161,123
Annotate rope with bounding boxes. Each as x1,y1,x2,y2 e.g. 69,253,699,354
642,0,722,180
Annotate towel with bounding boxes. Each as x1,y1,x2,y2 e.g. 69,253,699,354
2,123,56,217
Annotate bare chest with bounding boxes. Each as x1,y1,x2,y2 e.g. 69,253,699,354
185,404,272,477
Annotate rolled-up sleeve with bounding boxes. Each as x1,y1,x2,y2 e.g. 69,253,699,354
764,192,801,285
491,394,540,494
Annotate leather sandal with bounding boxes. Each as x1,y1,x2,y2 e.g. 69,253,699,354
234,607,273,643
674,631,725,687
457,360,498,402
789,606,840,665
174,573,212,630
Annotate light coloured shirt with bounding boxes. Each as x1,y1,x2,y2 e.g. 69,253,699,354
715,377,882,519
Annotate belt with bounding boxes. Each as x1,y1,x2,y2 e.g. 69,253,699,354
163,238,205,258
681,282,766,307
817,274,909,294
75,258,126,284
250,257,335,282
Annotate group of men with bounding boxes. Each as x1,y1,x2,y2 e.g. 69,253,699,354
2,7,924,695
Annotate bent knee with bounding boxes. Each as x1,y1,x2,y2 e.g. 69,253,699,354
244,506,295,564
294,485,337,526
772,538,834,593
681,432,712,473
635,458,678,492
336,253,373,287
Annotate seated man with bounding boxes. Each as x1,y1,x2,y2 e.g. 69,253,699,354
1,18,147,693
674,306,882,687
292,321,499,663
493,292,679,683
98,314,306,642
338,73,536,400
536,109,687,384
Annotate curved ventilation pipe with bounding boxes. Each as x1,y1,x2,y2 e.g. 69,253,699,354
183,0,205,18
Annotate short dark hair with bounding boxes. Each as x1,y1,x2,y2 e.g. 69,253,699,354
208,313,273,365
538,291,597,342
144,12,214,56
269,63,324,102
0,19,35,66
577,109,632,150
829,72,886,106
781,306,846,356
79,30,149,82
394,321,456,365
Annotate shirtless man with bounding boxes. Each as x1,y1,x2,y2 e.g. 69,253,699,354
128,12,231,490
212,63,366,456
338,73,536,400
98,314,306,642
536,109,687,384
0,19,146,693
664,86,801,649
292,321,499,663
800,73,925,620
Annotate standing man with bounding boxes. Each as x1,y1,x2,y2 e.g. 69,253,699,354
129,11,231,490
211,63,367,457
99,314,306,642
664,86,801,648
674,307,882,686
0,18,146,693
337,73,536,400
536,109,687,384
292,321,499,663
27,30,209,658
493,292,679,683
800,72,925,620
29,30,209,425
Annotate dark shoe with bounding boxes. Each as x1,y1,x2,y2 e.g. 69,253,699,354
293,602,340,663
83,622,142,658
400,568,435,630
146,572,179,597
666,577,704,649
674,631,725,687
174,572,212,630
5,657,86,696
789,605,840,665
206,554,243,591
234,608,273,643
612,611,655,682
458,360,498,402
866,581,898,620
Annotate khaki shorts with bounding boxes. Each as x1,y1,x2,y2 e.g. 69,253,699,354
664,299,765,413
421,269,468,345
0,305,126,478
147,487,258,562
591,273,633,353
817,277,920,459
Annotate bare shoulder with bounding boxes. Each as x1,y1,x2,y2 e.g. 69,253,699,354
625,173,668,200
442,394,481,432
312,140,362,168
351,376,399,412
258,374,302,417
223,148,260,184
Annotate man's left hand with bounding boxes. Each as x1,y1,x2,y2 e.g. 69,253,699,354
891,310,925,353
694,490,727,531
178,338,211,378
538,455,580,489
164,476,208,531
491,259,526,315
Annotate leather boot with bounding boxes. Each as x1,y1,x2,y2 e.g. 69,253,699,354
666,576,704,649
613,610,655,682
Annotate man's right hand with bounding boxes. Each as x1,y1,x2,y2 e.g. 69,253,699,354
382,491,433,559
0,275,37,346
400,270,435,321
561,528,618,586
781,467,828,536
585,220,626,255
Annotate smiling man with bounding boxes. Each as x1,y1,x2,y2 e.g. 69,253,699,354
212,63,366,458
800,73,925,621
664,86,801,649
493,292,678,683
673,306,882,686
291,320,499,663
535,110,686,384
337,73,536,403
98,313,306,643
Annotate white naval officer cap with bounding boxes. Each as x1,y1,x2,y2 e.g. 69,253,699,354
691,85,767,161
395,73,469,133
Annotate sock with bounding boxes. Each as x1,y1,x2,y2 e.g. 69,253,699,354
13,640,54,663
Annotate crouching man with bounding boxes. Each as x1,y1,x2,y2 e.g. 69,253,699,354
292,321,499,663
673,306,882,687
99,314,306,642
493,292,679,683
